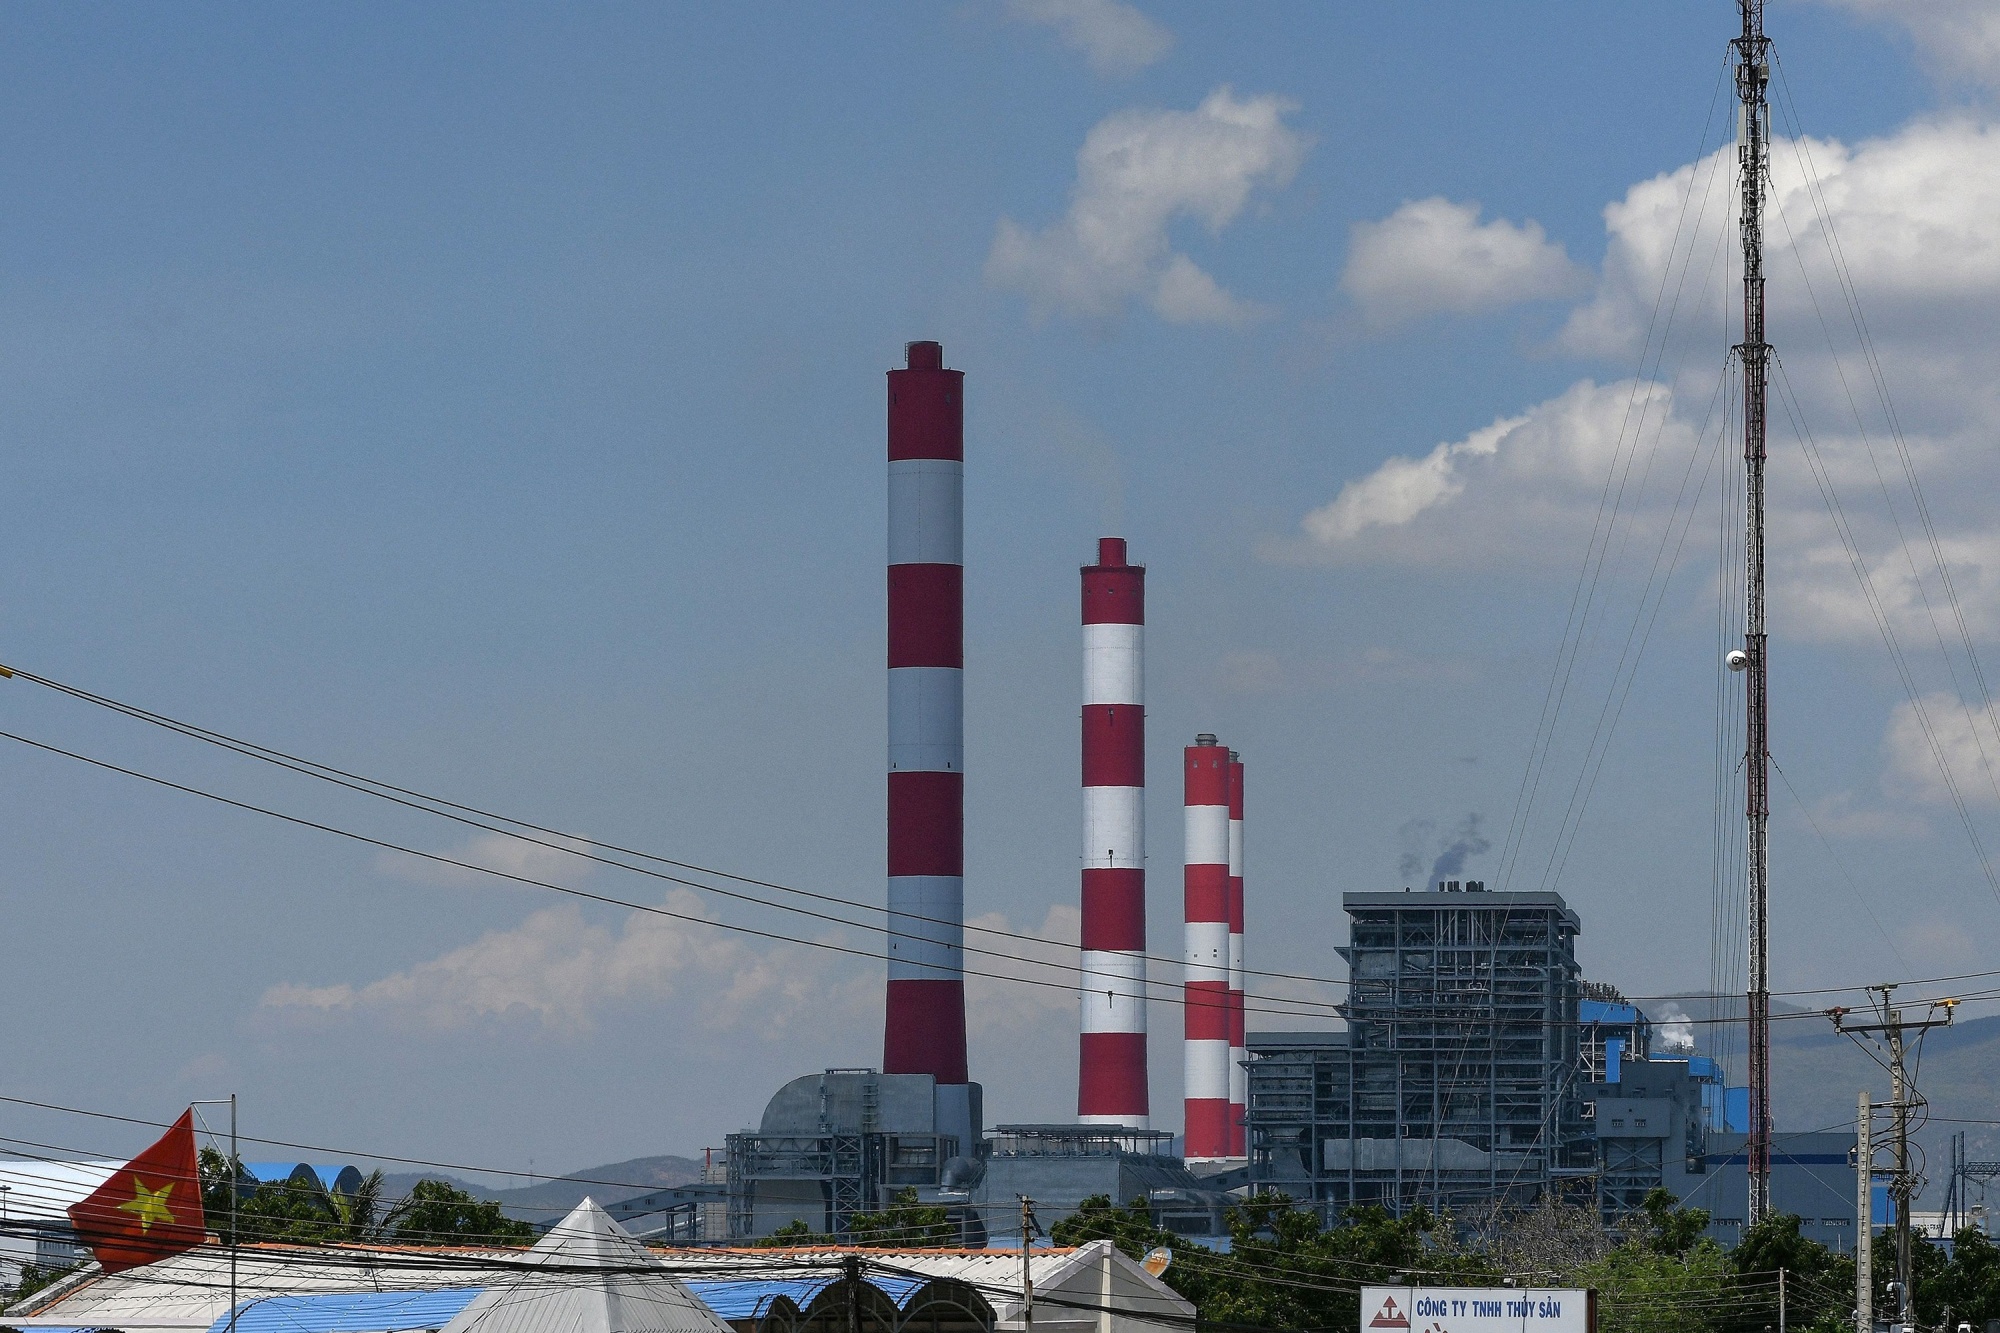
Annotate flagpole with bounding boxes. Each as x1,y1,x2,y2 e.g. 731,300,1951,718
229,1094,237,1333
190,1097,238,1332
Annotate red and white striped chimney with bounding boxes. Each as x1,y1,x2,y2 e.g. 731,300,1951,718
1079,537,1147,1128
1227,752,1247,1158
1184,735,1232,1162
885,340,973,1152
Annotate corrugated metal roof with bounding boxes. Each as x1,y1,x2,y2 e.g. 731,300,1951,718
203,1290,483,1333
678,1272,930,1320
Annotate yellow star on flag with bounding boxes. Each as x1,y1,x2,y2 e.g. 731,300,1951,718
117,1176,176,1232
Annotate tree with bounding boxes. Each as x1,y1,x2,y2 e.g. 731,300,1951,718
5,1259,82,1306
1728,1211,1851,1333
844,1188,956,1248
758,1218,826,1248
385,1179,532,1246
1919,1227,2000,1331
1056,1192,1501,1332
1576,1233,1732,1333
1637,1188,1711,1258
315,1169,395,1243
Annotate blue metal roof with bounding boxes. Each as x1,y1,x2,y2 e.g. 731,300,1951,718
683,1274,935,1321
204,1289,484,1333
868,1275,929,1309
684,1278,833,1320
239,1162,365,1193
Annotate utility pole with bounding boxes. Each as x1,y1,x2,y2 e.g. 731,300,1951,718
1019,1196,1040,1333
1833,988,1957,1331
1732,0,1775,1228
845,1253,861,1333
1858,1093,1873,1333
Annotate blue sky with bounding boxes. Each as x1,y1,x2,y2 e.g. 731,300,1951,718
3,0,1996,1179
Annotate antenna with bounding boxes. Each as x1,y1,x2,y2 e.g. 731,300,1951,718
1733,0,1774,1226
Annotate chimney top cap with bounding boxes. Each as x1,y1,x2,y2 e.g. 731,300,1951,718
905,341,944,370
1195,733,1218,747
1096,537,1127,567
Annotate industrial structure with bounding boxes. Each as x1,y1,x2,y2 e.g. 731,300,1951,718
724,1070,970,1241
1245,884,1592,1215
721,1071,1226,1243
1241,884,1862,1247
1182,736,1234,1164
884,339,977,1158
1078,537,1148,1129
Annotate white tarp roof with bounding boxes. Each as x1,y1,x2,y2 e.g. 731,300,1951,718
439,1199,735,1333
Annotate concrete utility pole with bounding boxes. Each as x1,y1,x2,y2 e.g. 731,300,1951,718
1833,987,1957,1331
1858,1093,1873,1333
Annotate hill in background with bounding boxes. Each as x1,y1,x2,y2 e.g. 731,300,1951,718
382,1153,705,1224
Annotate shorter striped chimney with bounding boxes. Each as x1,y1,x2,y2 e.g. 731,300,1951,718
1183,735,1232,1162
1227,752,1247,1157
1079,537,1148,1127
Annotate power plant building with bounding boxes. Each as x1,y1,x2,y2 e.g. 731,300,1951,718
1246,884,1593,1216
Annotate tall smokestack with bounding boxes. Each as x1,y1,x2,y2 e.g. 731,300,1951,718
1079,537,1147,1128
1184,734,1232,1162
1227,752,1247,1157
885,339,974,1154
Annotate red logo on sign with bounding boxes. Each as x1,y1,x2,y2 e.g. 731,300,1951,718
1371,1297,1411,1330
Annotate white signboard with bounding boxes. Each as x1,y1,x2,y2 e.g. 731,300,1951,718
1361,1287,1595,1333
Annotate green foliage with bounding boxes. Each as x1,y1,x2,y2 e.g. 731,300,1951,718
1922,1226,2000,1331
758,1217,826,1247
1054,1193,1499,1331
387,1179,533,1246
844,1187,956,1248
1727,1211,1852,1333
1579,1230,1731,1333
5,1259,82,1306
1637,1188,1712,1257
755,1189,953,1248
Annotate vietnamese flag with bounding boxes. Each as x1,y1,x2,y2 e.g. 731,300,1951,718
66,1109,207,1273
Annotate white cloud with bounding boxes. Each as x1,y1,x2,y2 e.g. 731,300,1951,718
1292,115,2000,652
259,888,872,1036
987,87,1309,325
374,830,596,889
1803,790,1929,839
1006,0,1173,77
1819,0,2000,93
1561,120,2000,381
964,904,1078,1036
1882,691,2000,808
1288,378,1690,567
1341,197,1586,325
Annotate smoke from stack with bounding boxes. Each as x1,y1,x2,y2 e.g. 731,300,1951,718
1184,734,1232,1162
1078,537,1148,1128
884,339,974,1154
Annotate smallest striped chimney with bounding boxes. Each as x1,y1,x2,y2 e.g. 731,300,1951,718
1227,751,1247,1157
1183,734,1232,1162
